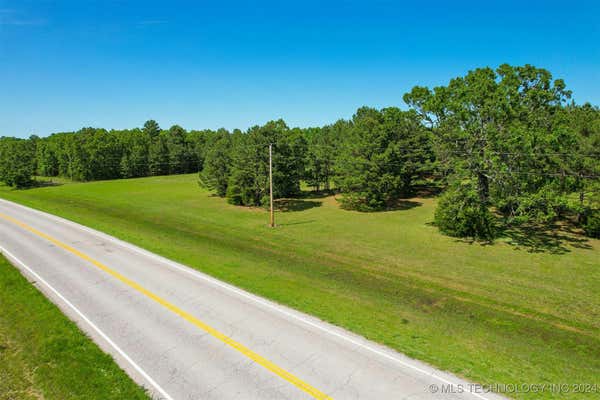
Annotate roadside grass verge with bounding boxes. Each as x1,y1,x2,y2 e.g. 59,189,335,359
1,174,599,399
0,255,149,400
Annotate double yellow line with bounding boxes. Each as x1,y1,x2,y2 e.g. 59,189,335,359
0,212,332,400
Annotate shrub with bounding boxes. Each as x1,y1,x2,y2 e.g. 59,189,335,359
0,139,36,188
582,209,600,238
434,183,496,240
338,191,385,212
225,171,254,206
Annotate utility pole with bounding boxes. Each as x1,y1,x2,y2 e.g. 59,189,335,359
269,143,275,228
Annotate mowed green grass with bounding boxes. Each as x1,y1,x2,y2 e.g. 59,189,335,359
1,174,599,399
0,255,149,400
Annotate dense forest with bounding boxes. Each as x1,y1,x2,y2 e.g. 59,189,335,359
1,64,599,239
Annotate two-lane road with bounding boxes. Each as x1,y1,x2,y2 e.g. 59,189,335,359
0,198,503,400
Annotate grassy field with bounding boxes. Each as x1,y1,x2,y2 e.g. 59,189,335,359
0,255,149,400
1,174,599,399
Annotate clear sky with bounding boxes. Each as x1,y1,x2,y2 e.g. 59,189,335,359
1,0,599,138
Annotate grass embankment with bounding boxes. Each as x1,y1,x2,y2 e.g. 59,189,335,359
1,174,599,399
0,255,149,399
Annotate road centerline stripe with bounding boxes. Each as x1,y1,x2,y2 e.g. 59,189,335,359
0,212,332,400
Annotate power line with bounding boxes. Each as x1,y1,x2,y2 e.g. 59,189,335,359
38,149,600,178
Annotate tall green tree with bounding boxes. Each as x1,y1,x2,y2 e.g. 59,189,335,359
199,131,232,196
562,103,600,236
165,125,195,174
60,133,87,181
148,134,169,176
84,128,122,180
188,129,211,172
0,138,36,188
405,64,573,234
36,139,59,176
334,107,432,211
304,124,342,192
144,120,169,176
143,120,161,138
226,120,306,206
564,104,600,215
119,128,150,178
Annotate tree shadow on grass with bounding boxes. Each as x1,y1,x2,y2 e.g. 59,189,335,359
412,185,443,198
274,198,323,212
435,220,592,254
335,197,423,213
387,200,423,211
34,180,63,188
299,190,336,200
499,224,592,255
11,180,64,190
276,220,318,227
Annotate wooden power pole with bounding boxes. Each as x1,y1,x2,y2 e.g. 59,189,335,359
269,143,275,228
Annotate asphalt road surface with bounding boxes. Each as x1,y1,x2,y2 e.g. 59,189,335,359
0,198,505,400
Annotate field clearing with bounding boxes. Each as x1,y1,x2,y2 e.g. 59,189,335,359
0,255,149,399
1,173,599,399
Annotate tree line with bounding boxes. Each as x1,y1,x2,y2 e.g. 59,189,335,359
1,64,599,239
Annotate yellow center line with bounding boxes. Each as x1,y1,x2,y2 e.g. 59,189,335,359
0,212,332,400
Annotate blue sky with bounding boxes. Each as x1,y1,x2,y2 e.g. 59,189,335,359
1,0,599,137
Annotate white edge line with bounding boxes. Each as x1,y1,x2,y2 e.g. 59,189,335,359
0,198,495,400
0,245,175,400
